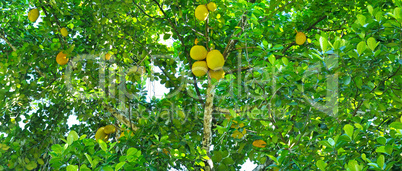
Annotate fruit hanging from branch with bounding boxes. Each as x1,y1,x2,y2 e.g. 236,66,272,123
104,125,116,134
206,50,224,70
209,69,225,81
207,2,217,12
28,8,39,22
192,61,208,77
295,31,306,45
195,5,209,21
190,45,208,60
56,51,69,65
95,127,109,142
60,27,68,37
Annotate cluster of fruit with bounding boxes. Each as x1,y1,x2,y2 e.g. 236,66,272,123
191,2,225,81
95,125,116,142
28,8,111,66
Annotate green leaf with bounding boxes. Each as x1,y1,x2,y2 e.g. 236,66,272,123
281,57,289,65
328,138,335,147
389,122,402,129
51,144,63,154
319,36,328,52
84,153,94,167
127,148,138,156
343,124,354,139
222,157,235,165
375,11,383,21
357,41,366,55
333,39,341,49
362,153,367,162
347,160,361,171
80,164,91,171
344,76,351,85
115,162,125,171
319,140,332,147
217,164,227,170
367,37,378,51
102,166,113,171
163,34,171,40
368,163,380,169
376,137,386,145
66,165,78,171
385,145,393,155
316,160,327,171
394,7,402,19
11,51,17,57
212,151,223,163
357,14,366,26
267,155,279,165
376,146,386,154
99,140,107,151
268,54,276,65
67,130,79,145
355,77,362,89
354,123,363,130
377,155,384,169
367,5,373,16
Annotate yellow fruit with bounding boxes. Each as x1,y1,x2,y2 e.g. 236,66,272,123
190,45,207,60
103,125,116,134
192,61,208,77
95,127,108,142
295,32,306,45
195,5,209,21
105,53,111,60
56,51,69,65
207,2,217,12
206,50,224,70
209,69,225,81
60,27,68,37
28,8,39,22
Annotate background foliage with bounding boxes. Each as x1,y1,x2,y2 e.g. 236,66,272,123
1,0,402,170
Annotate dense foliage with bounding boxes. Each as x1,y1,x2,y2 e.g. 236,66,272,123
2,0,402,170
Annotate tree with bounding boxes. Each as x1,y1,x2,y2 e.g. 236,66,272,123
1,0,402,170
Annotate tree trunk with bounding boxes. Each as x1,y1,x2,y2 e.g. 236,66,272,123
202,81,216,170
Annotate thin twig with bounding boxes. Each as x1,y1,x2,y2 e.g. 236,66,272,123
282,15,327,54
132,0,164,19
38,0,66,49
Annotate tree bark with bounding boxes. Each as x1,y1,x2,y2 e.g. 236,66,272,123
202,81,216,170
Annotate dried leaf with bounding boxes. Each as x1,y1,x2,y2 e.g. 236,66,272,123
252,140,267,148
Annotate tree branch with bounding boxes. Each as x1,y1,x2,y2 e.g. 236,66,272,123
352,65,401,116
132,0,164,19
184,25,205,36
0,33,17,51
152,0,204,105
225,66,253,75
103,102,139,131
222,13,248,59
312,26,344,32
